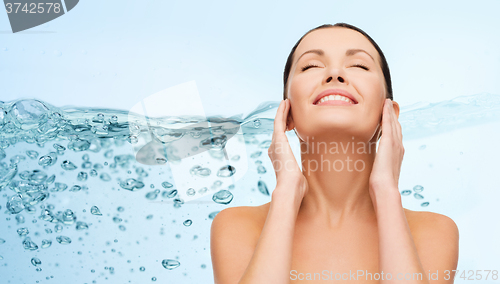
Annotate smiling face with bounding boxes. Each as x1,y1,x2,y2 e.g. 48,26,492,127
286,27,390,143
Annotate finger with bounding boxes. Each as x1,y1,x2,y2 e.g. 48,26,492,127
381,99,392,137
273,100,285,134
389,100,403,141
283,99,290,132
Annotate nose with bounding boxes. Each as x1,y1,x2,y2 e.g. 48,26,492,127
326,75,345,84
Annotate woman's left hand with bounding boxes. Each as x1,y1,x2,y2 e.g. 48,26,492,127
369,99,404,193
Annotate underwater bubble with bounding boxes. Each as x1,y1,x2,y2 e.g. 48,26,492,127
38,152,57,166
0,238,5,244
118,225,126,231
145,191,158,200
20,171,31,180
29,170,47,184
250,151,262,158
413,185,424,193
421,202,430,207
41,239,52,248
90,206,102,216
259,140,272,149
6,194,25,214
257,165,267,174
120,178,145,191
11,99,49,130
257,180,269,196
183,219,192,226
231,155,240,162
201,264,206,269
255,160,262,165
186,188,195,196
161,181,173,188
17,227,29,236
152,277,157,281
68,139,91,152
61,209,76,224
117,206,125,212
146,215,153,220
162,259,180,270
56,235,72,245
45,228,52,234
39,209,55,222
61,160,77,170
26,150,39,159
419,145,427,150
414,193,424,200
93,163,103,170
104,149,113,159
31,257,42,266
113,217,122,223
217,165,236,178
77,172,88,181
76,221,89,230
54,224,63,233
23,237,38,250
140,266,145,272
253,119,261,128
53,143,66,152
45,174,55,185
400,190,412,196
156,158,167,165
212,190,233,204
10,155,26,164
190,165,211,177
99,173,111,181
163,189,177,198
52,182,68,192
82,161,92,169
198,187,208,194
135,167,148,177
89,169,97,177
70,185,81,192
92,113,104,123
200,135,227,150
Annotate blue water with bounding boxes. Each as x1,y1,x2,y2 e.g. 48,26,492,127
1,93,500,283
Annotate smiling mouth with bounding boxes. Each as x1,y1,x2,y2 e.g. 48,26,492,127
314,94,356,105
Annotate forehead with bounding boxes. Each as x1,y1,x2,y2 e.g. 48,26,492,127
294,27,380,64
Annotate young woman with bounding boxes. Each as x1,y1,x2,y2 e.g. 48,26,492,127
210,23,459,284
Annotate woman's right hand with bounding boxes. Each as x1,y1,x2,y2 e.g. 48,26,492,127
267,99,309,199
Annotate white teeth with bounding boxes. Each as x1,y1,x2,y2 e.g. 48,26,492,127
316,95,354,104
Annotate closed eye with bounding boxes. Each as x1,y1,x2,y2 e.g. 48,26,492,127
301,63,319,72
352,63,369,70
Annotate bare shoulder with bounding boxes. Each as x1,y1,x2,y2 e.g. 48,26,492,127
404,208,459,237
210,203,270,283
404,208,459,274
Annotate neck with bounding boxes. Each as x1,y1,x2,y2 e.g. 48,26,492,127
297,134,378,228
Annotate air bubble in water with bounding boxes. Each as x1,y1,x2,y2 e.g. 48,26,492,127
400,190,411,196
41,239,52,248
56,236,72,244
257,180,269,196
120,178,145,191
183,219,192,226
414,193,424,200
31,257,42,266
162,259,180,270
217,165,236,178
413,185,424,193
161,181,173,188
212,190,233,204
61,160,77,170
90,205,102,216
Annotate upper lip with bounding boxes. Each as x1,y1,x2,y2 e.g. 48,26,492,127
313,88,358,105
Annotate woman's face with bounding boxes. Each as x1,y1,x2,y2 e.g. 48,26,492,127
286,27,397,143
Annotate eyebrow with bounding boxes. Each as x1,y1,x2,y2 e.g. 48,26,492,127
295,48,375,65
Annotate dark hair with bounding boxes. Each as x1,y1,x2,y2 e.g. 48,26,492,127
283,23,393,101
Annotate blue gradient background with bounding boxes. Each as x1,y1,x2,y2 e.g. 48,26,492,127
1,0,500,283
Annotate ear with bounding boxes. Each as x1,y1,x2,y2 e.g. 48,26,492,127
392,100,400,119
